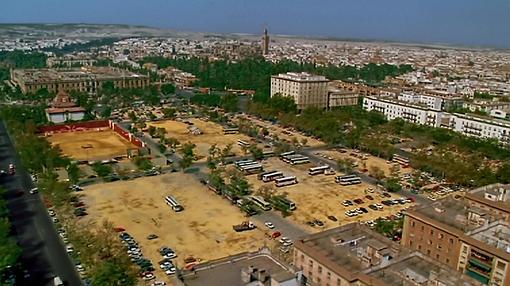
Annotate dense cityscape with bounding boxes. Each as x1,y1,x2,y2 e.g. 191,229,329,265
0,16,509,286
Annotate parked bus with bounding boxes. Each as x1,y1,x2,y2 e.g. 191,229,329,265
309,165,330,175
258,170,277,180
279,151,295,158
274,197,296,211
290,158,310,165
165,195,184,212
235,159,254,167
262,171,284,182
241,164,264,174
275,176,298,187
335,175,362,185
250,196,272,211
237,140,250,147
223,128,239,134
281,154,305,162
392,154,410,167
262,150,274,157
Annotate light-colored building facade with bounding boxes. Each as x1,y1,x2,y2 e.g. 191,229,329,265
11,66,149,94
327,89,359,108
271,72,329,110
363,96,510,144
45,90,85,123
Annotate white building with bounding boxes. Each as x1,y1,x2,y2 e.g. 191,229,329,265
363,96,510,144
270,72,329,110
397,92,443,110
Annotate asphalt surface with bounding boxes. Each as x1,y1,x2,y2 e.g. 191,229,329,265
0,121,82,286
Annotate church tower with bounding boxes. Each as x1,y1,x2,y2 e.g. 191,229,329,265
262,28,269,55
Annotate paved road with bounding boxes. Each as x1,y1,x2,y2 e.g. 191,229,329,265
252,211,309,241
0,122,82,286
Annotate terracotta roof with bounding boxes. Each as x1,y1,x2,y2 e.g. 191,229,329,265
51,90,77,108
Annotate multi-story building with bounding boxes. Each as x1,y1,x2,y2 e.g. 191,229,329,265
363,96,510,144
46,55,97,68
397,92,443,110
465,184,510,221
327,89,359,108
11,66,149,94
45,90,85,123
402,197,510,286
294,223,479,286
271,72,329,110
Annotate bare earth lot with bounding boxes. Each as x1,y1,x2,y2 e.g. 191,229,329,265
148,119,261,161
46,128,136,161
235,115,325,147
245,158,414,232
82,173,266,283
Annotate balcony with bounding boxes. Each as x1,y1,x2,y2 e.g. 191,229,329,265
466,266,490,285
468,257,492,271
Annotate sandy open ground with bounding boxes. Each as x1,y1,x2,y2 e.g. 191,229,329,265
82,173,266,283
316,149,413,177
245,158,414,232
148,119,261,161
46,128,136,161
235,115,325,147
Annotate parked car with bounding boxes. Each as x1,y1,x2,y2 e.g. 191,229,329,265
29,187,38,194
271,231,281,238
327,215,337,222
264,222,275,229
147,234,158,240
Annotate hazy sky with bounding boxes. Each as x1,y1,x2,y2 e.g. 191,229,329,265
1,0,509,48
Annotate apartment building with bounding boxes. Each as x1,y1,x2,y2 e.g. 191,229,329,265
11,66,149,94
293,223,478,286
363,96,510,144
402,197,510,286
397,92,443,110
271,72,329,110
327,89,359,108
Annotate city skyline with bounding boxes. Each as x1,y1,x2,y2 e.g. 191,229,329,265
1,0,509,48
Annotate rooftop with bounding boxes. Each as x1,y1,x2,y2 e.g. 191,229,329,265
295,223,408,279
180,250,295,286
367,253,479,286
410,197,503,233
468,221,510,253
272,72,329,82
12,66,147,84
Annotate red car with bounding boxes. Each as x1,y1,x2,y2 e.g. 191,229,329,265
407,197,416,202
365,195,374,200
353,198,364,204
271,231,281,238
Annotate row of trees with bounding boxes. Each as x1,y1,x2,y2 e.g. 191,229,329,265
140,56,413,101
190,92,239,113
0,187,22,285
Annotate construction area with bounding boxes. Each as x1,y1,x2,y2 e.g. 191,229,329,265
147,118,263,161
46,128,138,161
81,173,267,282
244,157,414,232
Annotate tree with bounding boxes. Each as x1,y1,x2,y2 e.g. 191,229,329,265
369,166,385,180
161,83,176,95
147,126,156,137
67,163,80,184
179,142,196,170
249,146,264,160
162,108,177,119
92,163,113,178
256,185,274,200
337,158,355,174
166,137,180,149
384,177,402,192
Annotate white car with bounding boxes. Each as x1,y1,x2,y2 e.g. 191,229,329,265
142,273,155,281
29,187,38,194
163,252,177,259
66,245,74,253
76,264,85,272
264,222,275,229
48,209,56,216
52,217,59,223
279,237,291,244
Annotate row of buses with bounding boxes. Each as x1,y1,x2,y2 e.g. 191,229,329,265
335,174,362,185
257,170,298,187
249,195,296,211
235,159,264,175
279,151,310,165
165,195,184,212
392,154,410,168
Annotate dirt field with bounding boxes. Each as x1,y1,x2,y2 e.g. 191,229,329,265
245,158,413,232
315,149,413,177
235,115,324,147
82,173,266,283
148,118,262,161
46,128,137,161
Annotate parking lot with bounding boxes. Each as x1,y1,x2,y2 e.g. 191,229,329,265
244,157,414,232
46,128,137,161
81,173,267,283
147,118,263,161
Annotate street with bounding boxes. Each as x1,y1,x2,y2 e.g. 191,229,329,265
0,122,82,286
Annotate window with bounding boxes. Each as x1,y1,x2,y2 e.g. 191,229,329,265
421,226,425,231
427,250,431,255
497,261,506,270
318,266,322,274
436,254,440,260
446,258,450,264
412,221,415,227
327,272,331,280
449,238,454,244
430,230,434,235
438,233,444,239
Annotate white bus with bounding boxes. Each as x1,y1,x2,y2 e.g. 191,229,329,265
223,128,239,134
275,197,296,211
279,151,295,158
241,164,264,174
275,176,298,187
392,154,410,167
237,140,250,147
309,165,330,175
335,175,362,185
262,171,284,182
281,154,304,162
250,196,272,211
290,158,310,165
165,195,184,212
258,170,276,180
235,159,254,167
